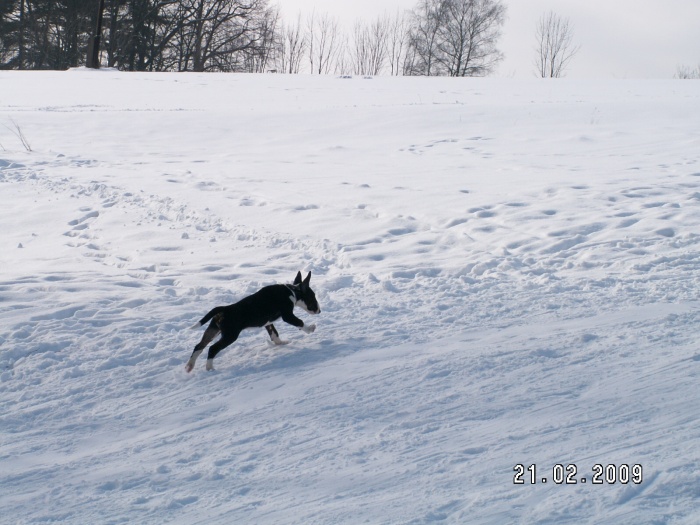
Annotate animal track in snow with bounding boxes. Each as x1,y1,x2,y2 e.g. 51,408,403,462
67,210,99,227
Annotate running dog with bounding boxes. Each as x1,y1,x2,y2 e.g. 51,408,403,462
185,272,320,372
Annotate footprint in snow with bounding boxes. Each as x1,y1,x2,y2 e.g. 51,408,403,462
656,228,676,238
67,210,99,227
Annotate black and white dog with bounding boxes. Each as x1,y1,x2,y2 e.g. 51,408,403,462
185,271,320,372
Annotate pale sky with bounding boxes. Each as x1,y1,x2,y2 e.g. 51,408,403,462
277,0,700,78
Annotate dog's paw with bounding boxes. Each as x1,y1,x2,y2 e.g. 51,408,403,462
205,359,215,371
301,323,316,334
185,362,194,373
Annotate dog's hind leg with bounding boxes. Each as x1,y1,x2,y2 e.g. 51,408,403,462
185,318,221,373
265,323,289,345
205,330,240,371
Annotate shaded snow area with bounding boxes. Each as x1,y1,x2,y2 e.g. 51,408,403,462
1,71,700,524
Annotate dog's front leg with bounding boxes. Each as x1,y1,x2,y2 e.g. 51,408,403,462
281,312,316,335
265,323,289,345
300,324,316,334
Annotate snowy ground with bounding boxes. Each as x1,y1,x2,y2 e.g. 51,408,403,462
1,71,700,524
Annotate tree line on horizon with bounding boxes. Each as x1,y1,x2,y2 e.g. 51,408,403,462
0,0,510,76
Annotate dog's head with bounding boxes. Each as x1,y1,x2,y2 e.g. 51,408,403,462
293,271,321,314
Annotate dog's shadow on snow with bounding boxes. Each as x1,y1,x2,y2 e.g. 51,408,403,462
213,336,366,380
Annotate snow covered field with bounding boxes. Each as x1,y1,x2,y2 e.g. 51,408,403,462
1,70,699,524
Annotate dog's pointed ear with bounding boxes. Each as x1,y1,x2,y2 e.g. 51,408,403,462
303,272,312,286
294,271,302,285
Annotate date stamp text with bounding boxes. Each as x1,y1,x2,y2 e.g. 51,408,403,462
513,464,643,485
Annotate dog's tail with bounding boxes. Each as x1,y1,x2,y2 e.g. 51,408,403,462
190,306,224,329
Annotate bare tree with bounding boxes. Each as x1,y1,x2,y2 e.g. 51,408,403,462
534,11,579,78
351,15,388,75
436,0,505,76
406,0,443,76
279,12,306,73
176,0,268,72
306,10,341,74
248,4,280,73
350,20,369,75
675,64,700,79
334,37,351,75
386,9,409,76
407,0,505,77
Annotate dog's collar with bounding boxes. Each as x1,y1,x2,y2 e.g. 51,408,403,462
284,284,298,303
